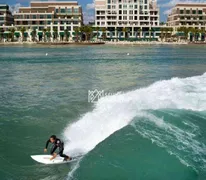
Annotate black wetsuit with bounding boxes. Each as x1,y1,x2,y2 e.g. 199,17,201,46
45,138,68,159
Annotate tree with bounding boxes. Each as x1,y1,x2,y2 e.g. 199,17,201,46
9,28,15,42
101,27,107,41
165,28,169,41
149,28,152,41
46,27,51,42
43,28,47,42
81,25,93,41
20,27,26,42
160,22,165,25
96,26,100,40
0,28,3,41
64,29,69,42
53,27,58,41
194,28,200,41
122,27,129,40
74,27,80,42
160,28,165,41
31,28,37,42
137,28,141,39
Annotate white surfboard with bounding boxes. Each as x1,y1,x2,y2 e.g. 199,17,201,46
31,155,79,165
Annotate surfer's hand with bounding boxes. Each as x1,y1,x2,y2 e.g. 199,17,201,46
50,153,57,160
44,148,47,153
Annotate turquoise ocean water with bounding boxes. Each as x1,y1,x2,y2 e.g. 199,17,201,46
0,45,206,180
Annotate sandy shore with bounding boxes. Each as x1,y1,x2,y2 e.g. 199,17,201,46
1,41,202,46
105,41,188,45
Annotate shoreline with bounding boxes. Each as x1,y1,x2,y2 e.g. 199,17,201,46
0,41,206,46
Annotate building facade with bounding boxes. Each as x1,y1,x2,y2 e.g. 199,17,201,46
95,0,160,39
167,3,206,30
0,4,14,26
14,1,83,41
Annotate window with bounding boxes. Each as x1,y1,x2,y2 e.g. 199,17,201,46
180,10,184,14
74,8,79,13
32,15,36,19
192,10,196,14
186,10,190,14
119,5,122,9
56,9,59,13
198,10,202,14
47,15,52,19
40,15,44,19
67,8,72,13
61,9,65,13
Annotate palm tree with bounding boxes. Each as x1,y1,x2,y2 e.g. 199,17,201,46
137,28,141,39
195,28,201,41
79,26,85,41
149,28,152,41
20,27,26,42
43,28,47,42
101,27,107,41
53,27,58,41
64,29,69,42
87,26,93,41
9,27,15,42
74,27,80,42
46,27,51,42
96,26,100,40
205,29,206,42
31,28,37,42
165,28,169,42
0,28,3,41
122,27,129,40
160,27,165,42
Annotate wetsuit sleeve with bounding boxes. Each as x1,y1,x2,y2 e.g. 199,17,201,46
56,140,63,154
45,139,50,149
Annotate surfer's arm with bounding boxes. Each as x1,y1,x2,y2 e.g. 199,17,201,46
45,139,50,149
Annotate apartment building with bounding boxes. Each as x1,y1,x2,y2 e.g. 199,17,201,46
14,1,83,40
0,4,14,26
95,0,160,39
167,3,206,30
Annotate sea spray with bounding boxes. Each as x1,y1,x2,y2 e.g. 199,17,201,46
63,73,206,155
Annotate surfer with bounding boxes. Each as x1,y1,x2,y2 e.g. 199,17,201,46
44,135,72,161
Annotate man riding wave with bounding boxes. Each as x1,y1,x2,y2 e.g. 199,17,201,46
44,135,72,161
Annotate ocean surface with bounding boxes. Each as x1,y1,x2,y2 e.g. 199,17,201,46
0,44,206,180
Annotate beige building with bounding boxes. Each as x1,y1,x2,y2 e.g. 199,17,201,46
0,4,14,26
95,0,160,39
14,1,83,41
167,3,206,30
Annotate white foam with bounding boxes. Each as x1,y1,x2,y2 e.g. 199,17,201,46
63,73,206,156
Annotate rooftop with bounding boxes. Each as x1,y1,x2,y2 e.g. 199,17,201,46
175,3,206,7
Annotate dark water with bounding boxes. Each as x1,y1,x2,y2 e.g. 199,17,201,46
0,44,206,180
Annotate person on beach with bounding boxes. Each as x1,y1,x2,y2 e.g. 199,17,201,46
44,135,72,161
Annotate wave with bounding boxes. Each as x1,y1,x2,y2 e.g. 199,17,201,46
63,73,206,175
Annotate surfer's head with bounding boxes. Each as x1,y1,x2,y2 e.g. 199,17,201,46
50,135,56,143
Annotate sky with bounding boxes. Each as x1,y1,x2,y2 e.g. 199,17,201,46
2,0,206,24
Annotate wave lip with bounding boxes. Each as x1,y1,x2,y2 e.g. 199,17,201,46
63,73,206,168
